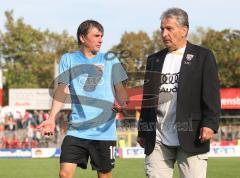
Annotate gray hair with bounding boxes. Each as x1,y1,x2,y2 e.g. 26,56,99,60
161,8,189,28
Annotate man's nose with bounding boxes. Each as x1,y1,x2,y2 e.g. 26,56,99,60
162,30,168,38
99,37,103,43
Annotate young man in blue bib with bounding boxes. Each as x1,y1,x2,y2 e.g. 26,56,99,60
38,20,128,178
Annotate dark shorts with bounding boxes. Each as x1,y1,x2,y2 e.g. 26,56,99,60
60,135,116,172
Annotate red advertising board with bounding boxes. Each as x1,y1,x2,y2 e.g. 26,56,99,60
120,88,240,110
220,88,240,109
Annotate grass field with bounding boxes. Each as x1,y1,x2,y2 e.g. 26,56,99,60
0,158,239,178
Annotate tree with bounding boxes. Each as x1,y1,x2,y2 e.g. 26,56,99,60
0,11,77,87
0,11,77,105
151,30,165,52
111,31,154,87
201,29,240,87
188,26,208,45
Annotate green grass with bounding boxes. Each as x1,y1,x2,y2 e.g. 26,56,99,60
0,158,239,178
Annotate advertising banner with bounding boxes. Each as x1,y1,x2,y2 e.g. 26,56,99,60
209,146,240,157
221,88,240,109
0,149,32,158
9,89,71,110
121,146,240,158
32,148,60,158
121,147,145,158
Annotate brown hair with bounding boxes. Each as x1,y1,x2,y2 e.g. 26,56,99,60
77,20,104,46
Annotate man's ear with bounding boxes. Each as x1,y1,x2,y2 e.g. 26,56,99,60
79,35,85,44
182,26,188,37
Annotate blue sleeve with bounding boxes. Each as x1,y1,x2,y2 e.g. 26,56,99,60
111,57,128,85
58,54,70,86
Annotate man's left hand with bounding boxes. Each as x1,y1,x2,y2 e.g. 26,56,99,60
199,127,214,143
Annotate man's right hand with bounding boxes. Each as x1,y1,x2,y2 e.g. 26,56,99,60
37,119,56,136
137,137,145,148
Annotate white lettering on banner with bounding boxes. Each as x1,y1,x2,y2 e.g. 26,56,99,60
221,97,240,106
0,149,32,158
122,147,145,158
208,146,240,157
121,146,240,158
9,89,71,110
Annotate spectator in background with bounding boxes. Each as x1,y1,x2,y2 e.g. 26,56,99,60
116,111,123,128
35,129,42,146
2,135,11,149
22,111,30,129
5,116,16,134
33,110,40,126
10,134,19,149
118,137,126,149
27,124,35,144
38,110,44,124
22,136,28,149
0,135,4,149
14,111,23,129
54,124,60,144
0,123,5,138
